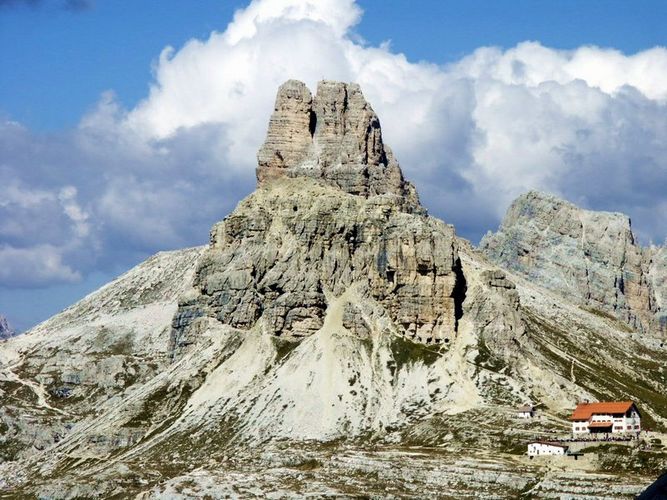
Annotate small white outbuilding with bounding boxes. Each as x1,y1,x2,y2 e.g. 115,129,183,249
527,441,569,457
517,405,535,419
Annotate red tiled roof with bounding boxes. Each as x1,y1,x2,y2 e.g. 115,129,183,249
570,401,635,421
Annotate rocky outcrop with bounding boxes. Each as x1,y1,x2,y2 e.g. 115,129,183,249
256,80,421,212
171,80,463,351
172,177,462,352
470,269,525,359
480,191,663,335
0,315,16,340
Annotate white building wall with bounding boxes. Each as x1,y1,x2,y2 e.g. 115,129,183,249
572,421,589,433
621,410,641,432
528,443,567,456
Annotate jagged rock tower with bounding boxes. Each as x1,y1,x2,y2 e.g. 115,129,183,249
172,80,465,350
257,80,421,211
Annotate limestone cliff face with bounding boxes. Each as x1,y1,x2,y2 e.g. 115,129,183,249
172,179,461,351
480,191,663,336
256,80,421,212
647,244,667,334
174,80,461,349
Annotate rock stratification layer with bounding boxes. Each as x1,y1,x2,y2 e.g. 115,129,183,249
256,80,420,212
480,191,663,336
173,179,462,350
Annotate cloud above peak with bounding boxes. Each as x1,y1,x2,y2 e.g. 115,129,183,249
454,42,667,100
225,0,362,44
2,0,667,291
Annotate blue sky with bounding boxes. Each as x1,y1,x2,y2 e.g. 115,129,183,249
3,0,666,131
1,0,667,331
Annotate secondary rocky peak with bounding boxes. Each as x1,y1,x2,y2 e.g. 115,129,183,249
480,190,663,336
257,79,420,211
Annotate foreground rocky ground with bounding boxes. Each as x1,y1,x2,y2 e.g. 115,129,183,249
26,442,658,499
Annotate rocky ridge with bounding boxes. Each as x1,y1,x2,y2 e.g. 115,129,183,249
0,315,16,340
0,81,665,498
480,190,666,337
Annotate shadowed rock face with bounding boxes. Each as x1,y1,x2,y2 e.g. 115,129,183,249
257,80,421,212
480,191,664,336
647,245,667,334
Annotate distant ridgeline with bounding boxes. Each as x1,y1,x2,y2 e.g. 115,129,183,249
0,315,16,340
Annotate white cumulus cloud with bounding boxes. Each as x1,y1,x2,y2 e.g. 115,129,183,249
0,244,81,287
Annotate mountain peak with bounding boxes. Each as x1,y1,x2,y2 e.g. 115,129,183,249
256,79,420,211
0,314,16,340
480,191,664,336
513,190,631,223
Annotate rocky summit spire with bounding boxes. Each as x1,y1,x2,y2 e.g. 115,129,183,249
257,80,421,211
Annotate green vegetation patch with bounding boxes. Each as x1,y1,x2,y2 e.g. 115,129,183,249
123,385,171,428
390,334,442,370
474,337,506,373
293,458,322,471
272,336,301,363
580,306,634,333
